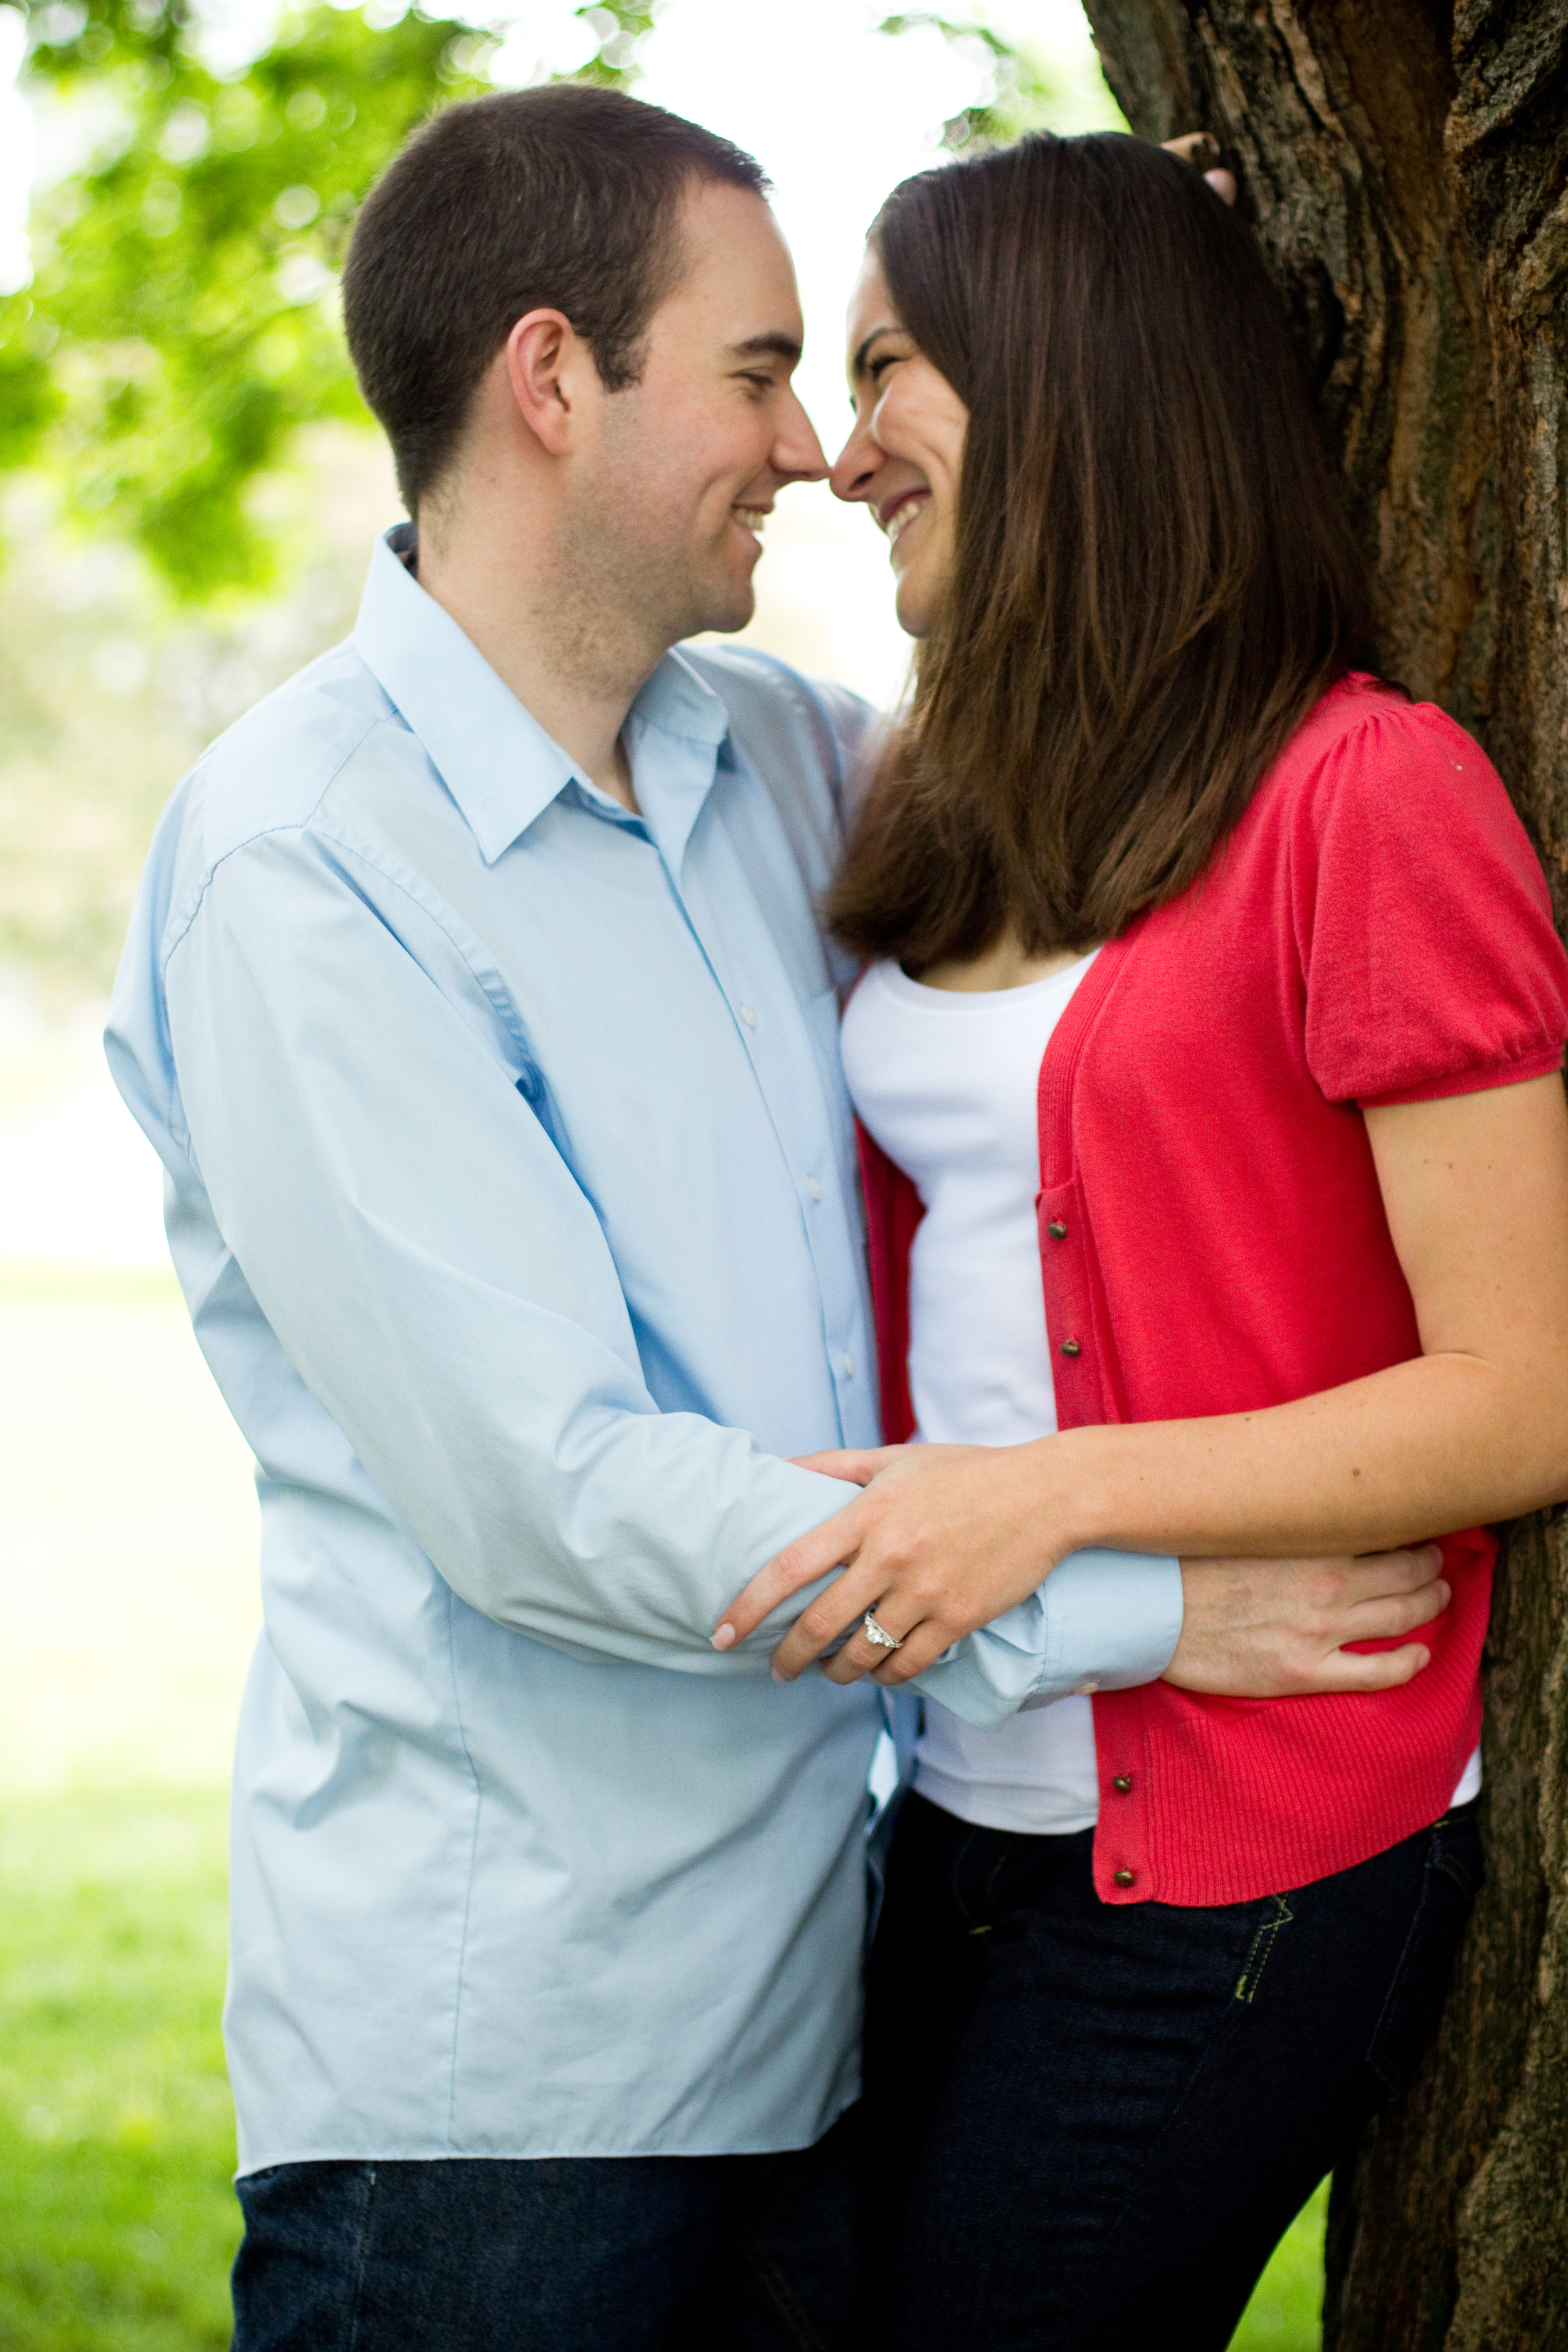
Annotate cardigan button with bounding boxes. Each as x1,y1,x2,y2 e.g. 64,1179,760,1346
1047,1219,1067,1239
1059,1339,1082,1357
1112,1775,1133,1794
1113,1868,1136,1888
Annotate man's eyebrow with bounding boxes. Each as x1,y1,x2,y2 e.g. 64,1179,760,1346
729,331,803,366
850,322,903,378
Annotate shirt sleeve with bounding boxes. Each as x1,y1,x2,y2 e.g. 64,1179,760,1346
1295,699,1568,1107
908,1548,1184,1729
153,828,867,1678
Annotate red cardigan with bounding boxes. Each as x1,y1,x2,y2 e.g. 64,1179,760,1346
861,677,1568,1907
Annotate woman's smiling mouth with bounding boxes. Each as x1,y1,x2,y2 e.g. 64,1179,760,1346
877,489,929,546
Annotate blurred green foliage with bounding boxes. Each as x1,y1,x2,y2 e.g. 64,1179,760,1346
877,9,1059,152
0,0,1057,605
0,0,649,600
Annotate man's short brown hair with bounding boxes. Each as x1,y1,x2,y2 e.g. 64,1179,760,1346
342,83,768,512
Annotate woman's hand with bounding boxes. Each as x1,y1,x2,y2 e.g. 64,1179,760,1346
712,1439,1085,1684
712,1452,1454,1697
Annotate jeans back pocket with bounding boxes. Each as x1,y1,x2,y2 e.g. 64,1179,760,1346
1366,1808,1484,2098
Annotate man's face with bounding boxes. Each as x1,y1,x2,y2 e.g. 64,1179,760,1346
569,180,827,644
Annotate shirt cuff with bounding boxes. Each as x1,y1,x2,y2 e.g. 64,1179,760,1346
907,1548,1184,1732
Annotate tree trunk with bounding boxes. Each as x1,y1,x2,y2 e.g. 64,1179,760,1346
1079,5,1568,2345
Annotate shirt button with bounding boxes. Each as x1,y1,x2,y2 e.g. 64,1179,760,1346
1060,1339,1082,1357
843,1352,856,1377
808,1177,823,1199
1113,1868,1136,1888
1047,1220,1067,1239
1076,1680,1099,1697
740,1004,758,1027
1112,1774,1133,1794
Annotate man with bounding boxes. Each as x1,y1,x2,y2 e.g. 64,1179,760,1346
107,83,1445,2349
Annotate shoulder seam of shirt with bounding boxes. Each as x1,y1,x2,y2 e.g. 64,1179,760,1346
312,814,540,1082
164,795,541,1088
686,644,847,822
157,707,400,977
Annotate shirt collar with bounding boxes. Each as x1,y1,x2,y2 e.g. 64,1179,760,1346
352,525,733,867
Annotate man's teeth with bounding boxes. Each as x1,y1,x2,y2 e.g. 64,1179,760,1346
733,506,768,532
881,495,925,542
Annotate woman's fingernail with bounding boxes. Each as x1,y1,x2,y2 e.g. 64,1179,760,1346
771,1666,787,1683
711,1623,737,1651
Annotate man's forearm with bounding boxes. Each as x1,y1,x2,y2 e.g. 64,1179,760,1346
909,1547,1182,1730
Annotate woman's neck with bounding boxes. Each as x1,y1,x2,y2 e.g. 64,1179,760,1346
913,930,1098,994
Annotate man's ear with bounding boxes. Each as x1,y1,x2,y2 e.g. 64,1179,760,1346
504,309,582,456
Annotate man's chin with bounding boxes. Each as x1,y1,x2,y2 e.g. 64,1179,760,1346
689,581,758,640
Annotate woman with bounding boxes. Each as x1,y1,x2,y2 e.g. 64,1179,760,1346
713,134,1568,2346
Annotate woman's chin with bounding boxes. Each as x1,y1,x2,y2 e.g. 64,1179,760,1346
892,576,935,639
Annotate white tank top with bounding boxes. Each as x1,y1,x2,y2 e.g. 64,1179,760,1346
840,954,1483,1835
840,953,1102,1835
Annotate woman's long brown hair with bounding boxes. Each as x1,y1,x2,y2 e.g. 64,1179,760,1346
827,133,1373,968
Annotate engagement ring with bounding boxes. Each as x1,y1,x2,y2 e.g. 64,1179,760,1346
862,1610,903,1651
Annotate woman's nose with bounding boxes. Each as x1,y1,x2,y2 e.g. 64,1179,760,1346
829,423,878,505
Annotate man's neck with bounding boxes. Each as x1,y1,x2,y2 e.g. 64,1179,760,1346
414,514,662,813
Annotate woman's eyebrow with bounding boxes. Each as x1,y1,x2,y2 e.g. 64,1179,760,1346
850,322,904,376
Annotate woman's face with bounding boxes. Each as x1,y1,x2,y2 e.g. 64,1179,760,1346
830,251,969,639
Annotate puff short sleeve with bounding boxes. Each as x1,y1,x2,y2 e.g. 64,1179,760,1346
1291,694,1568,1108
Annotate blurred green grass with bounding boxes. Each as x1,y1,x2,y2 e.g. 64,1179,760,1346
0,1262,1325,2348
1234,2183,1328,2348
0,1781,1325,2352
0,1786,237,2351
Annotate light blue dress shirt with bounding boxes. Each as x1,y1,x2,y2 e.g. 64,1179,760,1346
106,528,1182,2171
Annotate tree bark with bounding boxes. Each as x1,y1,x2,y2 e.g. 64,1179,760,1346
1079,6,1568,2346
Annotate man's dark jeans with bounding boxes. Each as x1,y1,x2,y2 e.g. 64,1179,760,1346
866,1792,1483,2351
231,2106,861,2352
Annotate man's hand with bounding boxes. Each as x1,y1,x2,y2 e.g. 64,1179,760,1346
1168,1546,1449,1696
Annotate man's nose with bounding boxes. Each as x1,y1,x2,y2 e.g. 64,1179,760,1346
773,388,829,484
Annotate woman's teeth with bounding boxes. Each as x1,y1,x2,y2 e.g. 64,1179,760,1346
881,495,925,543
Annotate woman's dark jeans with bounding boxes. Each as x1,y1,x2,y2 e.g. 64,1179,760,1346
865,1791,1483,2351
231,2106,861,2352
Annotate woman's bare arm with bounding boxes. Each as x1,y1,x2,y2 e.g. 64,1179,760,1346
715,1073,1568,1685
